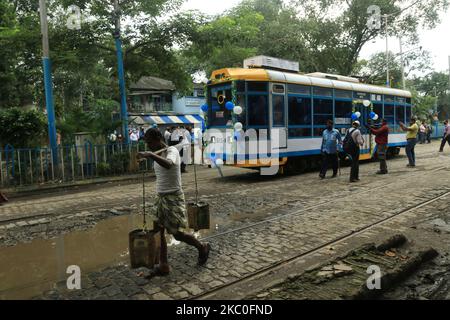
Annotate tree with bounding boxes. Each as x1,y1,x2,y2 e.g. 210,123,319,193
0,108,47,147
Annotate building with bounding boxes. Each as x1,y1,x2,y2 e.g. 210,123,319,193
126,76,205,132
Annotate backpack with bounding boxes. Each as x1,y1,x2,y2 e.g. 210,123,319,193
343,128,357,154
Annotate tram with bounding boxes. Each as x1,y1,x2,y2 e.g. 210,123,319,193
203,56,412,173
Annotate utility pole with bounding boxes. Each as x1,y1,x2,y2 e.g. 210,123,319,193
384,15,390,88
39,0,58,165
399,37,406,89
113,0,129,144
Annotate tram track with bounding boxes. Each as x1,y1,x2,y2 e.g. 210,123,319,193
191,187,450,300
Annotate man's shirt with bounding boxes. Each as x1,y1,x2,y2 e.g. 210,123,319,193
406,123,419,139
154,146,182,195
321,129,342,154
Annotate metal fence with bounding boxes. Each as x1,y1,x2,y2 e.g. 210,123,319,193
0,124,446,188
0,142,154,188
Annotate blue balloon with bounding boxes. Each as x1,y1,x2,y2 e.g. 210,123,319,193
201,104,209,112
225,101,235,111
369,112,376,119
351,113,358,121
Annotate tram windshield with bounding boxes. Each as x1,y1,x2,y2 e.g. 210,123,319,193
208,83,233,127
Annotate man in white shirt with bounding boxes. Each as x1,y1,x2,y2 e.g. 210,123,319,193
164,127,172,145
130,130,139,144
347,121,365,183
137,128,210,276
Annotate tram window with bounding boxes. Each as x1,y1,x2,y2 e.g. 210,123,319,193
273,95,285,127
335,90,352,99
288,84,310,95
396,97,406,104
396,105,405,124
236,81,245,92
313,127,326,137
384,104,395,126
373,103,383,119
406,98,412,105
313,87,332,97
385,95,395,103
236,94,246,126
288,96,312,125
248,95,268,126
335,100,353,118
208,86,232,126
289,128,311,138
313,98,333,125
247,82,268,92
272,84,285,94
406,106,412,122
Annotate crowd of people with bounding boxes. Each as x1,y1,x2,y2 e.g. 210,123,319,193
319,117,429,183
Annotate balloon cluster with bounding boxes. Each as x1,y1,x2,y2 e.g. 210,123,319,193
369,112,379,121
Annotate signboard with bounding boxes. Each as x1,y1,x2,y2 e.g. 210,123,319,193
216,111,224,118
185,97,205,107
335,118,352,125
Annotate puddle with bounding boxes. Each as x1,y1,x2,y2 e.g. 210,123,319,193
0,212,224,300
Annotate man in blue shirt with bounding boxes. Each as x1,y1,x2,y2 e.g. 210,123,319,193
319,120,343,179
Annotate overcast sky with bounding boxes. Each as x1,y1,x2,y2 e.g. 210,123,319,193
181,0,450,74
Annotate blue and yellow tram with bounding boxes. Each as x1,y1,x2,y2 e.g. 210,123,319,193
203,60,412,173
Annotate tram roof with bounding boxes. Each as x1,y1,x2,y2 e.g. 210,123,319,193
210,68,412,98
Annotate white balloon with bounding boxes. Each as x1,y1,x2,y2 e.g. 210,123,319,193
373,114,379,121
363,100,371,107
233,106,243,115
355,112,361,118
234,122,243,131
215,159,224,166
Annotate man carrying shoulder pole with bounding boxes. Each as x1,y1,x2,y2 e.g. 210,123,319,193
137,128,211,277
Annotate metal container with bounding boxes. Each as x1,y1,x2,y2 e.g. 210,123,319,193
129,229,160,269
187,201,210,232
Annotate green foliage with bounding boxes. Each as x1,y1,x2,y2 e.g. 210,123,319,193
97,162,111,176
0,108,47,147
109,152,129,174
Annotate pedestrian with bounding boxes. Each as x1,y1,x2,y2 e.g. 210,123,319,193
399,118,419,168
0,191,8,206
319,120,342,179
164,127,172,145
426,123,432,144
369,118,389,174
344,121,364,183
139,127,145,141
169,126,182,146
439,120,450,152
419,122,426,144
137,128,211,277
130,130,139,144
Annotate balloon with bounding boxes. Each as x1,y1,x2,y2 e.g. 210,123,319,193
201,104,208,112
351,113,358,121
234,122,243,131
373,114,379,121
233,106,243,115
234,131,241,140
215,159,224,166
369,112,376,119
355,112,361,118
225,101,235,111
363,100,371,107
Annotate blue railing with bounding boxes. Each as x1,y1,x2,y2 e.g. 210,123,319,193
0,142,154,187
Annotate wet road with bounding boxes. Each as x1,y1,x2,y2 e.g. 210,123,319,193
1,141,450,299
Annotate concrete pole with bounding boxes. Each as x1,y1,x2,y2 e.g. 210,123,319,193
113,0,129,144
385,15,390,88
39,0,58,165
399,37,406,89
